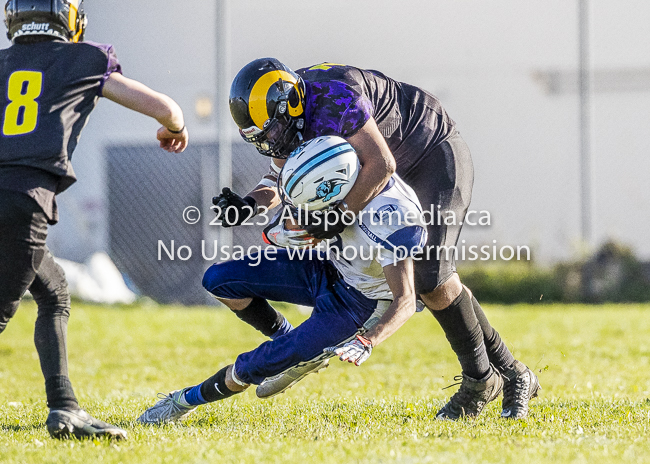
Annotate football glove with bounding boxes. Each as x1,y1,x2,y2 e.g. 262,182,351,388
303,207,348,240
324,335,373,366
263,211,315,248
212,188,258,227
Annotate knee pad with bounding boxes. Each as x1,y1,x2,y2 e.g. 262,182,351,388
202,263,229,294
0,300,20,334
202,260,250,298
31,276,71,318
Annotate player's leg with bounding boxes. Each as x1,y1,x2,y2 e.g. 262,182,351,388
138,269,375,424
407,133,538,419
29,249,127,439
201,249,326,340
0,191,47,334
467,287,540,418
406,134,502,418
29,249,77,410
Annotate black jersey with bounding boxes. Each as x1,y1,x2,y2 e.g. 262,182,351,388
297,63,456,178
0,39,121,223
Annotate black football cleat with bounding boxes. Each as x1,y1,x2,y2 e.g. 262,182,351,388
46,408,127,440
500,360,541,419
436,366,503,420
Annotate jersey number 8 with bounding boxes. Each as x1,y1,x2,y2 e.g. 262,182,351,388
3,71,43,137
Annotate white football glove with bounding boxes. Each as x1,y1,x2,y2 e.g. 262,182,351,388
324,335,373,366
264,209,319,248
264,219,314,248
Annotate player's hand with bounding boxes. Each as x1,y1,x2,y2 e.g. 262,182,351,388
303,207,348,240
212,188,258,227
324,335,373,366
157,126,189,153
263,213,315,248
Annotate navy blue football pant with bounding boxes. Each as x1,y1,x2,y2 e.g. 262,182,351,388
202,250,377,385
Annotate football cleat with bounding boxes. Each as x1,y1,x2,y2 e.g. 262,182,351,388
46,408,127,440
256,359,329,398
436,366,503,420
500,360,541,419
136,389,196,425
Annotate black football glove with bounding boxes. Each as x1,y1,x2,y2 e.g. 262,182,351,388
303,207,348,239
212,187,258,227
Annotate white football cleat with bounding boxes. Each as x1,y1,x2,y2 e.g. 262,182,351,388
137,389,196,425
256,359,329,398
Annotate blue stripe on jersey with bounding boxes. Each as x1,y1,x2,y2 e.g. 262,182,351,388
285,142,354,196
359,223,427,258
359,222,396,252
385,226,427,251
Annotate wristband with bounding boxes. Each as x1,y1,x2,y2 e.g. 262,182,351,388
356,334,373,349
335,199,350,213
167,125,185,134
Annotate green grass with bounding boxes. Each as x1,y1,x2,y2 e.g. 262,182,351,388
1,302,649,463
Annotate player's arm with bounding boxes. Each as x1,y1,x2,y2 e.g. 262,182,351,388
102,73,189,153
246,158,286,210
327,258,417,366
364,258,417,346
343,118,396,214
304,118,395,240
212,158,286,227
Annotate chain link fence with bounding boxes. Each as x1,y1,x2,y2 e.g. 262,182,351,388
106,142,268,305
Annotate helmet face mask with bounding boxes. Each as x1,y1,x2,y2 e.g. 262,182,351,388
230,58,306,159
4,0,87,43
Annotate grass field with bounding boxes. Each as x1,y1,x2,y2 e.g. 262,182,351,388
1,302,649,464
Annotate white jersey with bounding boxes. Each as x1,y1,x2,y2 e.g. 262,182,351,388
269,175,427,300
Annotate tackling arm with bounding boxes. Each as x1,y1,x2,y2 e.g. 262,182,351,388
344,118,396,214
102,73,188,153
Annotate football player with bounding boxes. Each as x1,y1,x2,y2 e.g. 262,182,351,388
0,0,189,439
137,136,427,424
214,58,539,420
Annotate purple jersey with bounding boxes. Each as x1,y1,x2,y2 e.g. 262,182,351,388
297,63,456,178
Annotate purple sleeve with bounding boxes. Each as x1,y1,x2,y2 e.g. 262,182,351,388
339,96,373,137
84,41,123,96
306,80,374,138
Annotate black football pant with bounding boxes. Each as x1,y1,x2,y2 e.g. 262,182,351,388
0,190,77,409
401,133,516,376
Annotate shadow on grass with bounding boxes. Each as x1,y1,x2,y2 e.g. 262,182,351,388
1,422,43,433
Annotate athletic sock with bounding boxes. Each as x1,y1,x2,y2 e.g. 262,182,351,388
183,384,207,406
431,288,491,379
45,376,79,410
198,366,240,403
232,298,293,339
471,295,516,371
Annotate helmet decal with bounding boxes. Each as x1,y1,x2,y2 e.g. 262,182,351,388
249,70,297,129
240,125,262,138
288,82,304,117
68,2,78,34
307,179,348,203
